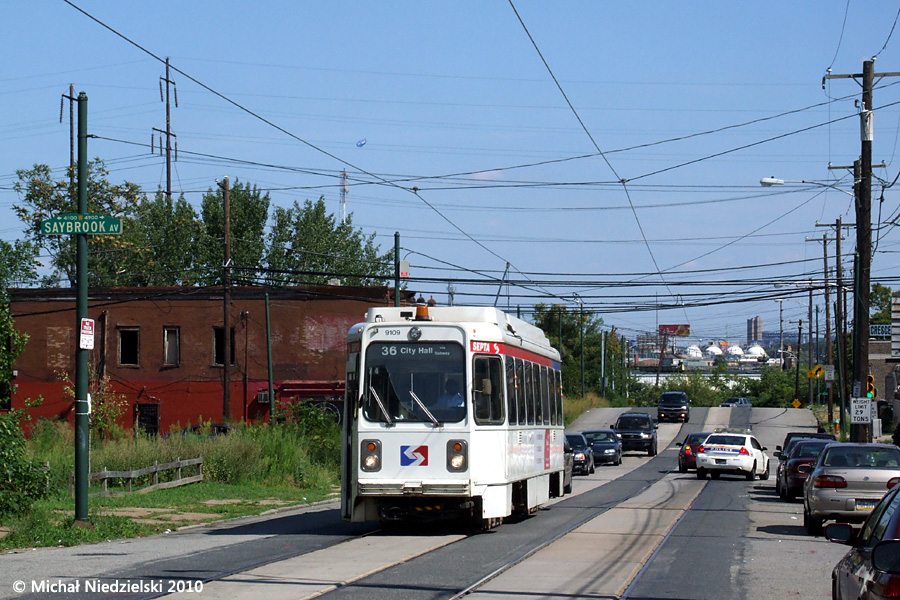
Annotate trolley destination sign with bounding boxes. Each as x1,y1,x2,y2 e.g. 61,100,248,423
40,213,122,235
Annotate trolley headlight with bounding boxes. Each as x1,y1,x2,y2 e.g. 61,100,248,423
447,439,468,472
361,439,382,472
409,327,422,341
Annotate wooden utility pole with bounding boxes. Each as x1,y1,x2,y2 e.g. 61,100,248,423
220,176,231,421
826,60,900,442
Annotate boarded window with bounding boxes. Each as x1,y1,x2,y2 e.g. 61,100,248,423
163,327,180,366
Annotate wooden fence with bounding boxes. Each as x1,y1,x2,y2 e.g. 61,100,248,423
69,455,203,497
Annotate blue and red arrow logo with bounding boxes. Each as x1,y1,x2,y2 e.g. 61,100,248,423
401,445,428,466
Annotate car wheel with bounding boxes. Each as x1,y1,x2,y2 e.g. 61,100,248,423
759,461,769,480
589,460,595,475
697,468,707,480
746,462,756,481
679,460,687,474
778,480,787,500
804,508,823,536
784,487,795,501
649,444,657,457
616,453,622,466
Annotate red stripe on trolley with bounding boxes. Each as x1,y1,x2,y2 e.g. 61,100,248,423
469,341,560,369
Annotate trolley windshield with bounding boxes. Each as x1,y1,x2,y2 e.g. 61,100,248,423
363,342,466,424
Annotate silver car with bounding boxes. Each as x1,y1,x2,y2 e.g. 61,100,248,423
801,442,900,535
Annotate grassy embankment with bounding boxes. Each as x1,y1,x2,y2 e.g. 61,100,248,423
1,410,340,551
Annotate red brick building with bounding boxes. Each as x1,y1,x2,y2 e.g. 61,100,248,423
8,285,393,434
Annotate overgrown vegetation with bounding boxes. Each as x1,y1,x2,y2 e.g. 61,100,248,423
1,404,340,549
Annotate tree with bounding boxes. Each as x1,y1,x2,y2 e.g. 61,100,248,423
532,304,608,398
263,197,392,286
13,161,143,286
0,239,39,410
871,283,892,325
197,180,270,285
119,192,204,286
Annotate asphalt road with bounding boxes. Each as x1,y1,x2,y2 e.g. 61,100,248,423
0,406,851,600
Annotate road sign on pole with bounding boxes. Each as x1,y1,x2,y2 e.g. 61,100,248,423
850,397,872,424
79,318,94,350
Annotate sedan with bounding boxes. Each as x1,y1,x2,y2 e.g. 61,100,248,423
826,483,900,600
720,396,752,407
777,439,831,501
677,431,713,473
695,432,770,481
583,429,622,466
802,443,900,535
565,433,595,475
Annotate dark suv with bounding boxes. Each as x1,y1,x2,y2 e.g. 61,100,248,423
657,391,690,423
613,412,658,456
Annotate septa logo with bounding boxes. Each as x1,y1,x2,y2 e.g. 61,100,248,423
401,445,428,466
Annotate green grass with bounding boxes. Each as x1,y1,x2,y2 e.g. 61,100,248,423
2,407,342,550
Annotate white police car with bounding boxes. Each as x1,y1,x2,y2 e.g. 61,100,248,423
695,431,770,481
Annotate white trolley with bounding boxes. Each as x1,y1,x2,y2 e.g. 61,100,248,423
341,304,567,526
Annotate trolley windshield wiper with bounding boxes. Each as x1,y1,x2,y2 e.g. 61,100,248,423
367,385,393,426
409,390,440,427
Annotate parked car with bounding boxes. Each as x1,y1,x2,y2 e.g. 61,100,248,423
776,438,832,501
776,430,837,456
181,423,234,437
657,391,690,423
565,433,595,475
612,412,658,456
561,438,574,495
720,396,752,407
802,442,900,535
583,429,622,466
826,483,900,599
695,432,770,480
677,431,713,473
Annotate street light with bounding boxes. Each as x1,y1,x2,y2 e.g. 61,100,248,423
760,177,855,197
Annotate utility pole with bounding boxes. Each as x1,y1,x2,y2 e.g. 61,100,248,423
826,59,900,442
74,92,90,525
220,176,231,422
60,84,75,191
808,286,814,407
152,57,178,200
774,299,785,368
795,320,803,402
340,169,348,224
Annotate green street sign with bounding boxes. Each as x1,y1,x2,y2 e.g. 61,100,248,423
40,213,123,235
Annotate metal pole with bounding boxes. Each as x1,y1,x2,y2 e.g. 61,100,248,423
824,233,833,424
600,330,606,397
74,92,89,525
580,304,585,398
795,320,802,402
394,232,400,307
266,293,275,425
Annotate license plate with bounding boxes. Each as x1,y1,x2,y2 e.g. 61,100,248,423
715,459,727,465
857,499,879,510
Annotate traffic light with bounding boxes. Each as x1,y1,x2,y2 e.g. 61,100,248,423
867,374,877,399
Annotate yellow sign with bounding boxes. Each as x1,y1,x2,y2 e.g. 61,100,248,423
792,399,802,409
812,365,824,379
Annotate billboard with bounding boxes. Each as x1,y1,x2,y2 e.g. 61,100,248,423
659,324,690,337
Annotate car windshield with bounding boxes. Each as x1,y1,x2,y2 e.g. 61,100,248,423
566,435,587,449
617,416,651,430
584,431,614,443
660,393,686,404
704,435,745,446
823,447,900,468
363,342,466,424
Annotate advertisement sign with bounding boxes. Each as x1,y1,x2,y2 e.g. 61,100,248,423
658,324,690,337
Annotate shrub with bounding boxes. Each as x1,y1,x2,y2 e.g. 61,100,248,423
0,412,49,516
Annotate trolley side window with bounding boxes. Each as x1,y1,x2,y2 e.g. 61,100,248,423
545,365,556,426
515,358,527,425
531,360,542,424
554,369,563,425
541,365,551,426
524,361,535,425
473,355,505,425
506,357,517,425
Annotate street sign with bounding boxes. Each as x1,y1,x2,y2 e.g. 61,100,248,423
79,318,94,350
792,399,801,409
850,397,872,424
40,213,122,235
824,364,835,381
399,260,410,278
871,324,892,338
811,364,823,379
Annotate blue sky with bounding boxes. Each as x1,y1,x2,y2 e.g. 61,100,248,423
3,1,900,347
